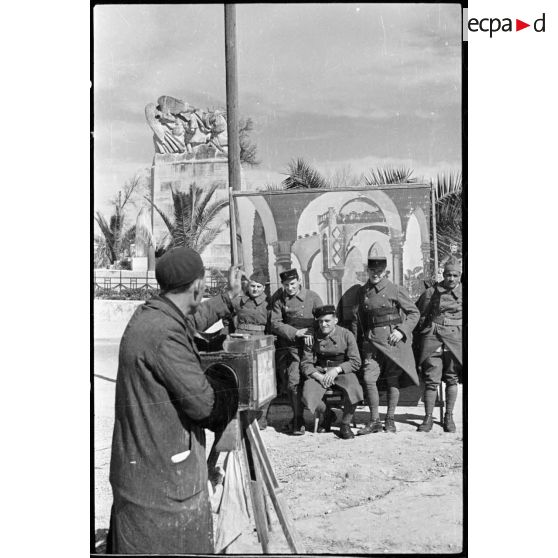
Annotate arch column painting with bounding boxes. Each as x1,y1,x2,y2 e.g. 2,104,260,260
291,234,321,290
421,241,432,279
272,240,294,280
235,185,432,299
389,234,404,285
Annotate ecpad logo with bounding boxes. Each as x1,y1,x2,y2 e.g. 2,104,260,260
468,13,546,38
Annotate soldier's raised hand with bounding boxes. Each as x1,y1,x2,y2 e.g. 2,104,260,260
227,266,245,299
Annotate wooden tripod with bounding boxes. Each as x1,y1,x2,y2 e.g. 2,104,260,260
208,410,304,554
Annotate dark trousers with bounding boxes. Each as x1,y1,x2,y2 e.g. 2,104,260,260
422,349,461,391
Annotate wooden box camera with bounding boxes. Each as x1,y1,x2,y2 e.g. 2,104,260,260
200,335,276,411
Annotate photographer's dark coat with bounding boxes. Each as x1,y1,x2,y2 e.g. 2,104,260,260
107,294,237,555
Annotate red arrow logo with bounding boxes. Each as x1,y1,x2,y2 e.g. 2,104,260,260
516,19,530,31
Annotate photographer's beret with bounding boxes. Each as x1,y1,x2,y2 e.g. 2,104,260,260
279,269,299,282
367,257,387,269
313,304,337,319
155,246,204,291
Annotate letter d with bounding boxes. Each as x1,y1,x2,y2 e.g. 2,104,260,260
534,13,545,32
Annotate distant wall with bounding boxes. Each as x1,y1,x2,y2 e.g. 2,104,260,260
93,298,222,340
94,300,143,340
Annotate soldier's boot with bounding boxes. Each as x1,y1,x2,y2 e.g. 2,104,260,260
339,424,355,439
417,414,434,432
290,390,305,436
356,418,383,435
443,412,456,433
257,402,271,430
384,415,397,433
318,409,336,433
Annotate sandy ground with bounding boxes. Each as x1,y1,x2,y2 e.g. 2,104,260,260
94,339,463,555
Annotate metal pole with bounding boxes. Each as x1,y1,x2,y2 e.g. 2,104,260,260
431,181,439,281
224,4,241,265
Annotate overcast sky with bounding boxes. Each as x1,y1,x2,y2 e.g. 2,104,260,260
94,3,462,212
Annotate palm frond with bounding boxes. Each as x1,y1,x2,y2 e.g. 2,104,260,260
281,158,329,189
259,183,284,192
364,167,417,186
434,171,462,201
134,207,154,249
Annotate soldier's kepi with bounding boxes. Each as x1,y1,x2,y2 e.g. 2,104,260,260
415,257,463,433
271,268,323,435
351,257,420,434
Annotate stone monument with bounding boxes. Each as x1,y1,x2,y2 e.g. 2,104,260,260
144,95,245,270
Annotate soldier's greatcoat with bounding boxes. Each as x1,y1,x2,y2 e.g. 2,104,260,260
232,292,270,333
301,325,363,414
270,287,323,347
107,294,237,555
351,278,420,385
415,282,463,366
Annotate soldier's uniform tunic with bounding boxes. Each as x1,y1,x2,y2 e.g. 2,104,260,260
351,277,420,387
232,292,269,334
416,282,463,389
301,325,363,417
271,287,323,391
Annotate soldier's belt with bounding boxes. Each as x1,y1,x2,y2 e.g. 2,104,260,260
366,312,402,327
316,355,345,367
288,318,314,329
237,323,266,332
432,316,462,326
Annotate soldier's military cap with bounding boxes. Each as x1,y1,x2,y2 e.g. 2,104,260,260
155,246,204,291
444,257,462,273
313,304,337,319
249,271,269,285
279,269,299,282
367,257,388,269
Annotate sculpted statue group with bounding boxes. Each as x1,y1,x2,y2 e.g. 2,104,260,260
145,95,228,156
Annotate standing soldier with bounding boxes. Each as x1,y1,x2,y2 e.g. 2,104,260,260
232,271,272,430
301,305,363,439
351,256,420,434
415,257,463,433
271,269,323,435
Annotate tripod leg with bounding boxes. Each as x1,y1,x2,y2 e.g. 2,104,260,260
246,420,304,553
242,429,270,552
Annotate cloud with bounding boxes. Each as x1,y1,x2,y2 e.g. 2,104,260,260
94,4,462,207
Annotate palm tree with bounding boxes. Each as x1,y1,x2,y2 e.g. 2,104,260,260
363,167,417,186
94,171,148,266
281,158,330,190
433,171,462,259
94,209,125,265
148,181,229,255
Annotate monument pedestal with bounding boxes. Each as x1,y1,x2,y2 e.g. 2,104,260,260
150,153,245,271
132,257,148,272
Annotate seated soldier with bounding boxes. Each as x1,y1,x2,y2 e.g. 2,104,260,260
301,305,363,440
